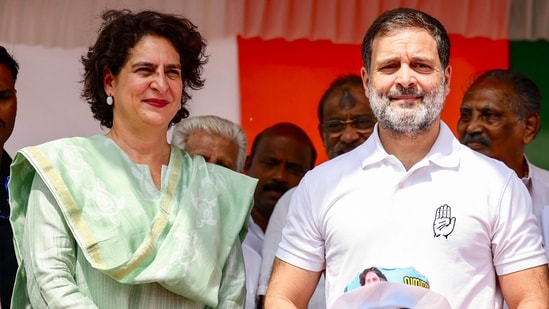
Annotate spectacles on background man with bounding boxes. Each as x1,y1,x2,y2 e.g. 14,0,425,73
322,116,376,134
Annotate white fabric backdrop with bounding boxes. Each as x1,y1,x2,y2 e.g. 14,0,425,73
2,0,549,49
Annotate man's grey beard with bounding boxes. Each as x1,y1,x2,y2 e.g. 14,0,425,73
368,78,447,136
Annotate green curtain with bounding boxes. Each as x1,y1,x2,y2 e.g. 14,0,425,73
510,40,549,169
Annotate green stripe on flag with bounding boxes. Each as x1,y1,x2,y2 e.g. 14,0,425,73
510,40,549,169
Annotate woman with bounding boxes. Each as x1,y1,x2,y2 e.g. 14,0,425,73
9,9,256,308
359,267,388,286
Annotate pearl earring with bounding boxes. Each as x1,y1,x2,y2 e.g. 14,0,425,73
106,96,113,106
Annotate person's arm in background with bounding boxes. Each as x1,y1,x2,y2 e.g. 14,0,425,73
257,188,294,307
22,175,98,308
264,258,321,309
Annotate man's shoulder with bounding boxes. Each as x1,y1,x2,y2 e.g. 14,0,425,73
530,162,549,176
529,162,549,186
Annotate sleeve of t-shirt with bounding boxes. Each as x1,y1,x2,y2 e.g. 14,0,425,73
276,176,326,272
492,173,548,275
257,188,295,295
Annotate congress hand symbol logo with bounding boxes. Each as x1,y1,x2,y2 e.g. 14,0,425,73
433,204,456,239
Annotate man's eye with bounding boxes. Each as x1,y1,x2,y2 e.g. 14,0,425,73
288,166,306,176
412,63,433,73
326,122,344,132
328,122,343,129
355,118,376,129
379,64,398,72
260,159,278,167
136,67,153,73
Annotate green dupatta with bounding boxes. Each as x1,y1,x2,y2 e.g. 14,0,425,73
9,135,256,307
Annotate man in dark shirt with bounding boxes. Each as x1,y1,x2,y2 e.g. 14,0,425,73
0,45,19,309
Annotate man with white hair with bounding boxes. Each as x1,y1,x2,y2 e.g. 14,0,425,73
172,114,247,172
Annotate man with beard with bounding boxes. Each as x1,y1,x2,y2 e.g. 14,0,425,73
243,122,316,309
0,45,18,309
256,74,375,309
265,8,548,309
457,69,549,259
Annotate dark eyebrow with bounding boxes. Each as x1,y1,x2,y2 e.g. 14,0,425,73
131,61,181,69
410,56,433,63
166,64,182,70
131,61,154,68
377,57,399,67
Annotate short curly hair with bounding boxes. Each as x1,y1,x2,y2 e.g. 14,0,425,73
81,9,208,128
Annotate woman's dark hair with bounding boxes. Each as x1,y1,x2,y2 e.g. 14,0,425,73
81,9,208,128
359,267,388,285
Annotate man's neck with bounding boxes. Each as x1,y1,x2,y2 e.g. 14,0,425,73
378,120,440,170
250,208,268,233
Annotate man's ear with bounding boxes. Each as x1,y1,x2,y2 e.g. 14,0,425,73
523,112,541,145
360,67,369,99
444,65,452,96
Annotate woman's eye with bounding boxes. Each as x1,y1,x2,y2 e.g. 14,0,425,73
167,70,181,78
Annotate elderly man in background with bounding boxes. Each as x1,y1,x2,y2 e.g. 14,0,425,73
457,69,549,258
171,114,247,172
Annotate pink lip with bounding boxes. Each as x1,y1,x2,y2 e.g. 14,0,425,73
143,98,169,107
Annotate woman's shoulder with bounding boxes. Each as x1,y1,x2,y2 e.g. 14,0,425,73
21,135,105,152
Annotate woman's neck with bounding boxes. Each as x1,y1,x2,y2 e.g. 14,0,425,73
106,127,171,189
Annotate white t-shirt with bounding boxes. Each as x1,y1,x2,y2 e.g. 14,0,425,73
523,160,549,258
242,217,264,309
277,122,547,308
258,187,326,308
